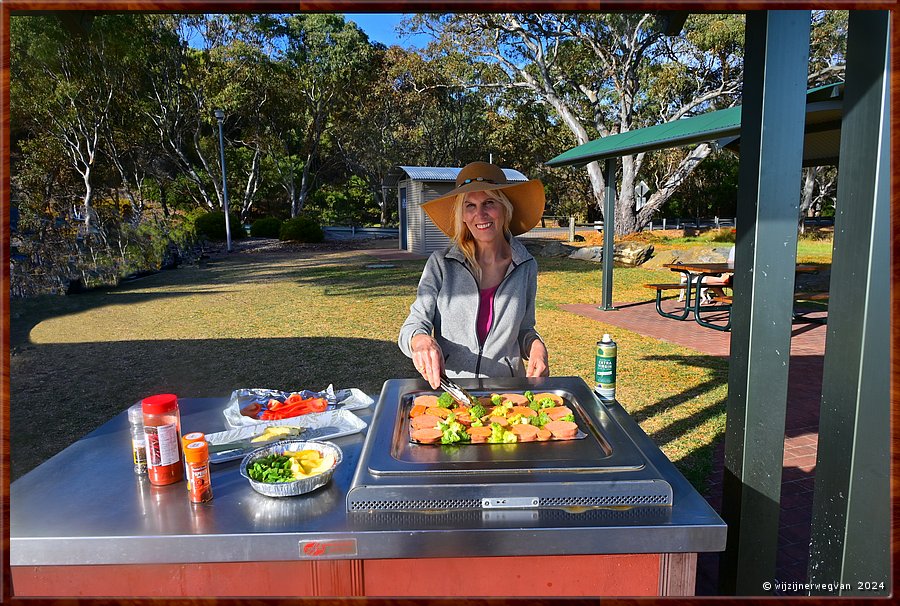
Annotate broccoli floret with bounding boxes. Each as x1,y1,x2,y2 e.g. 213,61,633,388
438,418,469,444
539,398,556,409
469,418,484,427
436,392,455,408
490,405,509,417
531,411,552,428
560,413,575,423
487,422,518,443
524,390,535,403
490,393,503,406
468,402,487,419
528,399,541,412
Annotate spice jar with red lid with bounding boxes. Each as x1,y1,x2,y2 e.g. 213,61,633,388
142,393,184,486
184,440,213,503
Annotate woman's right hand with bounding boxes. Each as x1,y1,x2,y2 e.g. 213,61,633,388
410,334,444,390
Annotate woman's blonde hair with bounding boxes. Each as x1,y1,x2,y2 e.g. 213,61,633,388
451,189,514,283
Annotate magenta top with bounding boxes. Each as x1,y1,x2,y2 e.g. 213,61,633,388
476,285,499,345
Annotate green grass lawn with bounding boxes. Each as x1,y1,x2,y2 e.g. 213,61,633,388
9,234,831,491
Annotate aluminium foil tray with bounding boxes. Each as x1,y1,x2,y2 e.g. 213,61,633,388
347,377,673,512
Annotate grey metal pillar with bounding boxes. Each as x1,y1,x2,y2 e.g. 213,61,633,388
718,10,810,595
599,158,616,311
808,11,890,596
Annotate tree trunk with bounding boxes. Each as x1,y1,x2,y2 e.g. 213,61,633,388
798,166,819,234
294,151,313,217
159,180,170,218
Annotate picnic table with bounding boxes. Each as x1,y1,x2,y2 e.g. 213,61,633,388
646,263,824,331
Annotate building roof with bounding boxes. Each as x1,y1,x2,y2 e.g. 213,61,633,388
382,166,529,187
546,82,844,168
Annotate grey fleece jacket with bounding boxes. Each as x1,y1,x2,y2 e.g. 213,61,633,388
398,236,544,378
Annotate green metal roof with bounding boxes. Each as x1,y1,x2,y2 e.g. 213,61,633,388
547,106,741,168
546,82,844,168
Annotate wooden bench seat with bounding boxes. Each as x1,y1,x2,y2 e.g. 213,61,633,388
643,283,686,291
706,292,828,306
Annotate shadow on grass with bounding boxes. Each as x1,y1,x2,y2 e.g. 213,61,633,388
291,260,427,297
10,285,232,349
10,335,414,481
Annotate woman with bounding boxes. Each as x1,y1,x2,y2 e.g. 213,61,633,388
398,161,550,389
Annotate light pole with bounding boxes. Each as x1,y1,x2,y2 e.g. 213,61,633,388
213,108,232,252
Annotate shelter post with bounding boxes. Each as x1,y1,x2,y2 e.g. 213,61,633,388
599,158,617,311
718,10,811,595
808,10,891,595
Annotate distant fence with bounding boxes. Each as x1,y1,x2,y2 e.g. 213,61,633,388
323,226,399,240
520,216,738,239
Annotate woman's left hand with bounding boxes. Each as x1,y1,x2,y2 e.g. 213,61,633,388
526,339,550,377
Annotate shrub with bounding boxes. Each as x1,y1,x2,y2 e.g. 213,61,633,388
279,215,324,242
194,212,246,241
709,228,736,243
250,217,283,238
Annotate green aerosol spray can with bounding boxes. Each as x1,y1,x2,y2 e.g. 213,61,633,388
594,334,617,402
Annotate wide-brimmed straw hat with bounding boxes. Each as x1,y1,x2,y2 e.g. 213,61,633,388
421,162,545,237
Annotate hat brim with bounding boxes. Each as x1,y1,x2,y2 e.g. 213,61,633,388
421,179,546,238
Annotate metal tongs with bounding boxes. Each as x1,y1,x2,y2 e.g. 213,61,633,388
439,373,476,406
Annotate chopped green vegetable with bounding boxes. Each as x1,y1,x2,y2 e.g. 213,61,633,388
528,399,541,412
437,416,469,444
248,454,296,483
468,402,487,419
539,398,556,409
490,405,508,417
437,392,455,408
560,413,575,423
530,411,552,428
508,413,531,426
490,393,503,406
488,422,518,444
524,390,535,402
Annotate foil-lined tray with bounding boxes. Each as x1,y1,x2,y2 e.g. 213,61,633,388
222,386,373,428
240,440,343,497
207,409,367,464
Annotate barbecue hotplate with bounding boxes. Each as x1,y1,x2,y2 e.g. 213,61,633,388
347,377,674,512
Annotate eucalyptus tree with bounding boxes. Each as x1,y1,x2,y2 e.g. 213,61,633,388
10,14,153,230
141,14,221,211
329,44,404,225
273,14,375,216
407,13,745,234
206,14,284,221
331,44,493,224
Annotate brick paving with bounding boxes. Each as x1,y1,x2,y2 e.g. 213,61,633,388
562,298,828,595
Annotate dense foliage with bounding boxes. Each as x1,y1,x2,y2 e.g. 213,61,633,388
9,11,847,294
280,216,324,242
194,212,247,241
250,217,283,238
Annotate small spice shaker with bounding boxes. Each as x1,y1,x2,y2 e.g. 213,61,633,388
181,432,206,492
127,403,148,475
184,441,213,503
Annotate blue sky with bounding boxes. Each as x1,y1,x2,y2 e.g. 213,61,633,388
343,13,430,49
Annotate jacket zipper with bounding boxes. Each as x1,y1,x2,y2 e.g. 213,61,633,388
452,257,524,377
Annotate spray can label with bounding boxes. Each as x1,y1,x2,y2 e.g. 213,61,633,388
595,338,617,401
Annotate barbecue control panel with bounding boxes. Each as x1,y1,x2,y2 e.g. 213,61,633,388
482,497,539,509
